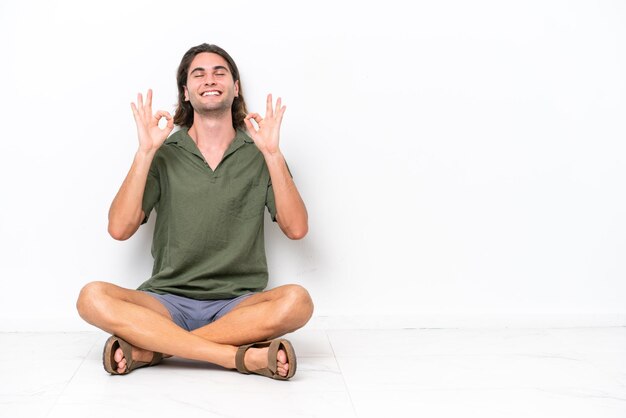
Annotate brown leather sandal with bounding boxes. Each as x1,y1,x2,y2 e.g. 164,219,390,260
235,339,297,380
102,335,163,375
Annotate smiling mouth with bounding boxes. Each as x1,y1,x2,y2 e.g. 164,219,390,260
201,91,221,97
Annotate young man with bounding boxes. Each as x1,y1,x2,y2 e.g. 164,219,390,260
76,43,313,380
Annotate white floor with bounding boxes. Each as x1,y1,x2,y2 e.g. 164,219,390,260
2,327,625,418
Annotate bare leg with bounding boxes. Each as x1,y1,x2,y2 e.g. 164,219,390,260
77,281,240,369
191,284,315,345
76,282,313,376
190,284,314,375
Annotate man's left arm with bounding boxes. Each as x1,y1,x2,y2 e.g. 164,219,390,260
264,152,308,239
245,94,308,240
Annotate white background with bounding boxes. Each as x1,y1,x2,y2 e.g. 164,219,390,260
0,0,624,331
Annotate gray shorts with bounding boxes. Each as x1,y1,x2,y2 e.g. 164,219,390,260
143,291,256,331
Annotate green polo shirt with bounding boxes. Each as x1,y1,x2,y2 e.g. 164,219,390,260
136,127,277,300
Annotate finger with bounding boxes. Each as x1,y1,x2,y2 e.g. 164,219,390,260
266,94,273,118
244,117,256,134
165,114,174,131
275,96,284,120
146,89,153,110
154,110,171,120
154,110,174,131
246,112,263,124
160,110,173,120
130,102,141,123
276,104,287,126
137,93,144,116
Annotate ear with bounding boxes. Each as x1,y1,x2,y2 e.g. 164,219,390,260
234,80,240,98
183,86,189,101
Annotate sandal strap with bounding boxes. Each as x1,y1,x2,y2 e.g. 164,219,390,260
267,340,282,375
235,339,295,379
149,352,164,366
108,336,163,374
127,349,163,372
115,337,136,374
235,343,254,374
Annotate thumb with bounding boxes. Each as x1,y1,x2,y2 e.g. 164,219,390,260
244,116,256,136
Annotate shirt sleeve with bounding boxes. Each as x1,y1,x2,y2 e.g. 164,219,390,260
265,160,293,223
266,183,278,222
141,160,161,225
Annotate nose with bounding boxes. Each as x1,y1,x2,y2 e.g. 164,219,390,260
204,74,217,85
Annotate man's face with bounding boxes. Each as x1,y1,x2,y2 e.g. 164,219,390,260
184,52,239,116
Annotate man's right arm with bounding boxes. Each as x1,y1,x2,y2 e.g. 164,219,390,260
108,89,173,241
107,150,157,240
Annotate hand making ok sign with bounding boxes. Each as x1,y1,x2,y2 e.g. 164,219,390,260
130,89,174,154
244,94,286,156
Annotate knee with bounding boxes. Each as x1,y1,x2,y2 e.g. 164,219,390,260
76,281,110,323
278,285,314,329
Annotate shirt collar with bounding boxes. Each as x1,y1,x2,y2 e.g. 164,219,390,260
165,127,254,159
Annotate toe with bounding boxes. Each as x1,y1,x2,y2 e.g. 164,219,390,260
277,349,289,376
113,347,127,373
117,358,127,372
113,347,124,363
277,349,287,364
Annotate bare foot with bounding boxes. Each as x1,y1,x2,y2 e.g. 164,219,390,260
244,347,289,377
113,345,154,374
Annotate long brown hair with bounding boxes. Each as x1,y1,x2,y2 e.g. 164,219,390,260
173,43,248,129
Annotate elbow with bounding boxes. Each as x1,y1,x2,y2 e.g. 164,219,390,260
287,224,308,240
108,211,142,241
107,223,133,241
276,211,308,240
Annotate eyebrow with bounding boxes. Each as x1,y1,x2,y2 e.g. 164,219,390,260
190,65,229,74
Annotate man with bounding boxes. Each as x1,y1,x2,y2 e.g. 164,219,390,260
76,43,313,380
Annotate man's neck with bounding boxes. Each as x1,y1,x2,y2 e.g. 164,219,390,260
188,112,236,150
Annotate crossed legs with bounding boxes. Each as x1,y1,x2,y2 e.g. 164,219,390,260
76,282,314,376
